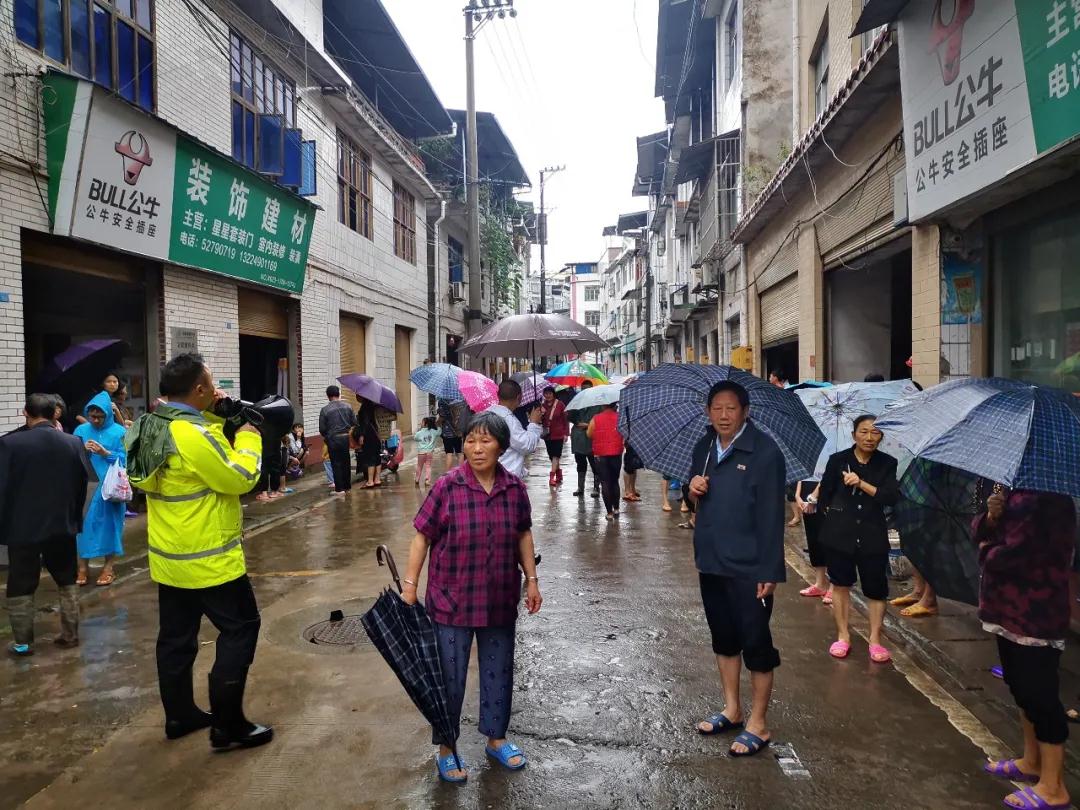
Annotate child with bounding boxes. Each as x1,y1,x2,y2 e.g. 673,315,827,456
413,416,440,487
287,424,307,479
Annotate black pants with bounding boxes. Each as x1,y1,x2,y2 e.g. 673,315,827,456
6,536,78,598
997,635,1068,745
827,548,889,600
574,452,599,489
699,573,781,672
803,512,826,568
594,455,622,513
156,575,261,684
326,435,352,493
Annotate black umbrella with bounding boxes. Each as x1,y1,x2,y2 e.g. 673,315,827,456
360,546,460,769
894,459,982,606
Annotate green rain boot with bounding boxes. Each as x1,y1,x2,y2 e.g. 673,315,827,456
54,586,80,648
7,595,35,656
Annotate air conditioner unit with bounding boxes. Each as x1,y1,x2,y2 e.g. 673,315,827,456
449,281,465,302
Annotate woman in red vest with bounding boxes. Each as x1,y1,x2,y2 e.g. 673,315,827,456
587,403,625,520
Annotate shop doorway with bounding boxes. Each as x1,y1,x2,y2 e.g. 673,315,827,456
237,288,290,403
764,341,798,384
395,326,414,432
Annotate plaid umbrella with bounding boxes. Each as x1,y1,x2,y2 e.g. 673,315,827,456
517,373,548,406
457,370,497,412
796,380,919,480
617,364,825,484
545,360,609,387
894,459,981,605
409,363,464,402
361,547,460,769
875,377,1080,497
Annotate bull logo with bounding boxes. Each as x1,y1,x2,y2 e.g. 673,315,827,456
114,130,153,185
929,0,975,86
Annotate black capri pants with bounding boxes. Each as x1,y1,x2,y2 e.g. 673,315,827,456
699,573,781,673
997,635,1068,745
827,548,889,601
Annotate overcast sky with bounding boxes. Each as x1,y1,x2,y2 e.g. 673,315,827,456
382,0,664,274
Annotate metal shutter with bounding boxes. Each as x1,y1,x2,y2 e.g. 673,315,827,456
760,275,799,347
237,288,288,339
755,237,798,292
339,314,366,407
814,154,904,263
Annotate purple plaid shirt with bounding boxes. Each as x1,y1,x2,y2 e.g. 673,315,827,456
414,463,532,628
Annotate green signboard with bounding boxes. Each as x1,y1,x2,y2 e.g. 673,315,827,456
1016,0,1080,154
42,72,314,293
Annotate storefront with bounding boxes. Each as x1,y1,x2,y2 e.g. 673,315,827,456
760,275,798,382
237,287,294,403
338,312,368,406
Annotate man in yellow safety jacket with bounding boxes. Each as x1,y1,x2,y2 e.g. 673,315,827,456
127,353,272,750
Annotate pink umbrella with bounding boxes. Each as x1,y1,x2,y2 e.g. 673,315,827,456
457,371,497,412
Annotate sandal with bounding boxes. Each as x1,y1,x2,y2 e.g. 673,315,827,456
697,713,743,735
76,572,88,587
984,759,1038,784
799,585,828,598
890,592,922,607
662,504,672,512
821,590,834,606
485,741,526,771
829,640,851,659
869,644,892,664
1067,708,1080,724
729,730,770,757
1002,786,1072,809
96,571,116,587
436,752,467,783
900,604,939,618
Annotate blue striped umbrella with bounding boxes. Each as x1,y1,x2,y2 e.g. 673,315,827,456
409,363,464,403
874,377,1080,497
617,364,825,484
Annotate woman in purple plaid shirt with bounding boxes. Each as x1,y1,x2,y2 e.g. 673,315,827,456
401,411,543,784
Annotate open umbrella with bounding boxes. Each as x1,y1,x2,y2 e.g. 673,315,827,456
361,546,461,770
786,380,833,392
457,370,497,412
517,374,549,406
566,382,626,412
409,363,464,403
35,338,128,394
875,377,1080,497
617,364,825,484
894,459,982,605
796,380,918,479
545,360,608,387
460,314,607,359
337,374,403,413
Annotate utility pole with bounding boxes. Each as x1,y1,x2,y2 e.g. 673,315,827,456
463,0,516,348
537,164,564,314
643,233,653,371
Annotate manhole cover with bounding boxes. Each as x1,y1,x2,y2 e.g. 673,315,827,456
302,615,370,646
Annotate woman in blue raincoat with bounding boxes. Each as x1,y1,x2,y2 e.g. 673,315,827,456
73,390,127,586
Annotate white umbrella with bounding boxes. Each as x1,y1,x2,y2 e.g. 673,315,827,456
566,382,626,412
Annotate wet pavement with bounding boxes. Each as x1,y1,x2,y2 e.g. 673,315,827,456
0,454,1073,809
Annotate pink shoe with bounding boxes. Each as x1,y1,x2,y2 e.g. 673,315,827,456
821,590,834,605
255,492,271,502
799,585,828,598
829,640,851,659
869,644,892,664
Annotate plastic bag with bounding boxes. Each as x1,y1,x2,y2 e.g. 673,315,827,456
101,459,134,503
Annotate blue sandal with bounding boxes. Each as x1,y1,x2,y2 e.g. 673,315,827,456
485,741,526,770
697,713,744,735
436,752,467,783
729,730,770,757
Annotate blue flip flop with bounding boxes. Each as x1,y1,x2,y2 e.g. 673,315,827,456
485,741,526,770
729,730,770,757
697,713,744,735
436,752,466,783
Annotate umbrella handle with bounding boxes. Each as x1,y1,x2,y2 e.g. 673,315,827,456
376,545,402,594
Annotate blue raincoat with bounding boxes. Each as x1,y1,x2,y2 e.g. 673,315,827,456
73,391,127,559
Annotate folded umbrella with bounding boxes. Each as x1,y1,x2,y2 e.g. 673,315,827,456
545,360,608,387
361,546,461,770
457,370,497,412
894,459,982,606
460,314,607,359
338,374,403,414
409,363,464,403
617,364,825,484
566,382,625,412
875,377,1080,497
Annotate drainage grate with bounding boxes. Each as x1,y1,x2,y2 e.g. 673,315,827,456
302,614,370,646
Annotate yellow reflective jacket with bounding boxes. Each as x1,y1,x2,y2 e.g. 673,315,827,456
133,410,262,589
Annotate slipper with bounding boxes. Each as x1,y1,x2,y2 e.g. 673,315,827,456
1067,708,1080,724
821,590,834,606
991,666,1004,680
787,519,800,527
890,592,921,607
829,640,851,659
697,713,744,736
869,644,892,664
729,730,770,757
678,522,693,530
662,504,673,512
436,752,467,783
76,572,88,587
799,585,828,598
95,571,116,587
1002,786,1072,809
984,759,1039,784
900,604,939,618
485,741,526,771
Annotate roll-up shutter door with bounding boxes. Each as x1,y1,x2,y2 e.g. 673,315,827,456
237,288,288,339
760,275,799,347
814,155,904,263
755,236,797,292
339,314,367,407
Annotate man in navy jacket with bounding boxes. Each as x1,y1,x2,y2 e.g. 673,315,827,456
688,381,786,757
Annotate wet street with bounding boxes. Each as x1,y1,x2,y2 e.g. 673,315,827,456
0,458,1039,809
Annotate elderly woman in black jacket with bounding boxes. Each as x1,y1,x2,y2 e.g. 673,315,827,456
818,414,899,664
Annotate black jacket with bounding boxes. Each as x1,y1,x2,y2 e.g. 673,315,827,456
0,422,91,547
690,422,787,583
818,447,899,555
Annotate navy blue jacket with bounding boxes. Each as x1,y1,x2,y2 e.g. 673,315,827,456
690,422,787,583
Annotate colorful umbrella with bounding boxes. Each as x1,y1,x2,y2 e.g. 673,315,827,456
337,374,403,413
457,370,497,412
545,360,608,387
409,363,464,402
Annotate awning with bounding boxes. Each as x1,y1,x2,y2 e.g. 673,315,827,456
633,131,668,196
227,0,349,86
617,211,648,233
674,129,738,185
852,0,911,35
446,110,530,188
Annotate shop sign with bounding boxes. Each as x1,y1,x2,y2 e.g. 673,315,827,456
898,0,1080,220
43,73,314,294
171,327,199,355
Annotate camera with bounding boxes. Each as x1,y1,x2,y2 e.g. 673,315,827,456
213,395,295,442
213,397,264,429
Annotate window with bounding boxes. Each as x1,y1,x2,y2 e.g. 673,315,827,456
15,0,155,111
337,131,372,238
811,26,830,119
584,285,600,302
585,311,601,328
448,237,464,283
230,32,295,174
393,181,417,264
724,2,738,91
